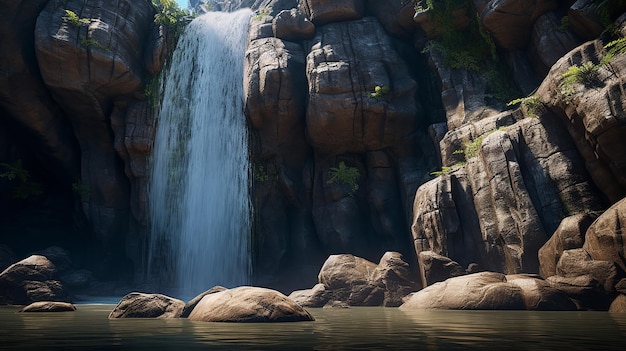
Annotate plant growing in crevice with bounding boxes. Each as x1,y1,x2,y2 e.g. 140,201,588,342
327,161,360,194
152,0,193,41
254,165,270,183
62,9,90,27
369,85,390,100
430,162,466,177
79,35,109,52
507,94,543,118
0,160,43,199
559,61,600,96
253,8,270,21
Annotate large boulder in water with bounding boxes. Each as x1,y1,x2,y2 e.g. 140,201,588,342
20,301,76,312
187,286,314,322
0,255,70,305
583,198,626,273
108,292,185,319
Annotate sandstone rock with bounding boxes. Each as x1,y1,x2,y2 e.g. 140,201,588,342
538,213,597,278
556,249,622,292
584,198,626,272
400,272,526,310
370,252,421,307
323,300,350,308
528,12,581,77
609,294,626,312
537,39,626,202
181,286,227,318
506,274,576,310
35,0,155,253
318,254,377,291
479,0,558,50
418,251,465,288
187,286,314,322
272,9,315,41
0,0,79,181
567,0,604,41
547,275,611,310
0,255,70,305
305,17,417,155
289,283,329,307
20,301,76,312
108,292,185,319
35,246,72,273
300,0,365,25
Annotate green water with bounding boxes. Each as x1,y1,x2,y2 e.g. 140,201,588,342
0,305,625,350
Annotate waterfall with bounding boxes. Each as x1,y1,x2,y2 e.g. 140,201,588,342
148,9,253,299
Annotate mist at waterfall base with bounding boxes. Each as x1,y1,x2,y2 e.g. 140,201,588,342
148,9,253,300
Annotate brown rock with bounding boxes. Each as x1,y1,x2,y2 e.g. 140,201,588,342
305,17,417,155
187,286,314,322
272,9,315,41
567,0,604,41
181,286,227,318
370,252,421,307
20,301,76,312
400,272,526,310
0,255,70,305
418,251,466,288
538,213,597,278
584,198,626,272
546,275,610,310
108,292,185,319
556,249,622,292
506,274,576,310
300,0,365,25
318,254,376,291
609,294,626,312
288,283,330,307
479,0,558,50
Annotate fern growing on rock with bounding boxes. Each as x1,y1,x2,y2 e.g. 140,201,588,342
327,161,360,194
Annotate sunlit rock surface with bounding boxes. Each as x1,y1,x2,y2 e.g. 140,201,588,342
108,292,185,319
0,255,70,305
20,301,76,312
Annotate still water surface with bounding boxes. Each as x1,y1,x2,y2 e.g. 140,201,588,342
1,305,625,350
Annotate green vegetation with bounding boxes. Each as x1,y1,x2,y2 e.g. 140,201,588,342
327,161,360,194
152,0,192,39
72,180,91,196
558,16,569,32
253,8,270,21
507,94,543,118
369,85,390,100
0,160,43,200
415,0,519,102
62,9,90,27
79,35,109,52
430,162,466,177
254,165,270,183
600,37,626,66
595,0,626,32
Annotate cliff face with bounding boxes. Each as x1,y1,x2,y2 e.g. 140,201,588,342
1,0,626,298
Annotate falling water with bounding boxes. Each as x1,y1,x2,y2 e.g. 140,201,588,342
148,9,253,299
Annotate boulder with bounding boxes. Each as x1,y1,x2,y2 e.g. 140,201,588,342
556,249,622,292
289,283,329,307
305,17,417,155
367,0,417,36
567,0,604,41
400,272,526,310
547,275,611,310
34,246,72,273
479,0,558,50
299,0,365,25
0,255,70,305
609,294,626,313
272,9,315,41
370,252,422,307
417,251,466,287
181,286,227,318
506,274,576,310
528,11,581,77
538,213,597,278
187,286,314,322
20,301,76,312
108,292,185,319
584,198,626,272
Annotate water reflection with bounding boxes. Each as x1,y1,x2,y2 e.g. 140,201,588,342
1,305,625,350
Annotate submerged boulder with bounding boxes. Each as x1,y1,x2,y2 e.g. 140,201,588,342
108,292,185,319
187,286,314,322
20,301,76,312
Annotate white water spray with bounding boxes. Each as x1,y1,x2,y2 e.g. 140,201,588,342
148,9,253,299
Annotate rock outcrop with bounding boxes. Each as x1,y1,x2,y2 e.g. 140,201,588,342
108,292,185,319
289,252,420,307
0,255,70,305
187,286,314,322
20,301,76,312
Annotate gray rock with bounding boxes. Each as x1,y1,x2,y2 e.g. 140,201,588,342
108,292,185,319
300,0,365,25
187,286,314,322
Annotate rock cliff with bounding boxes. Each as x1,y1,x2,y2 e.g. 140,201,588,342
1,0,626,308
